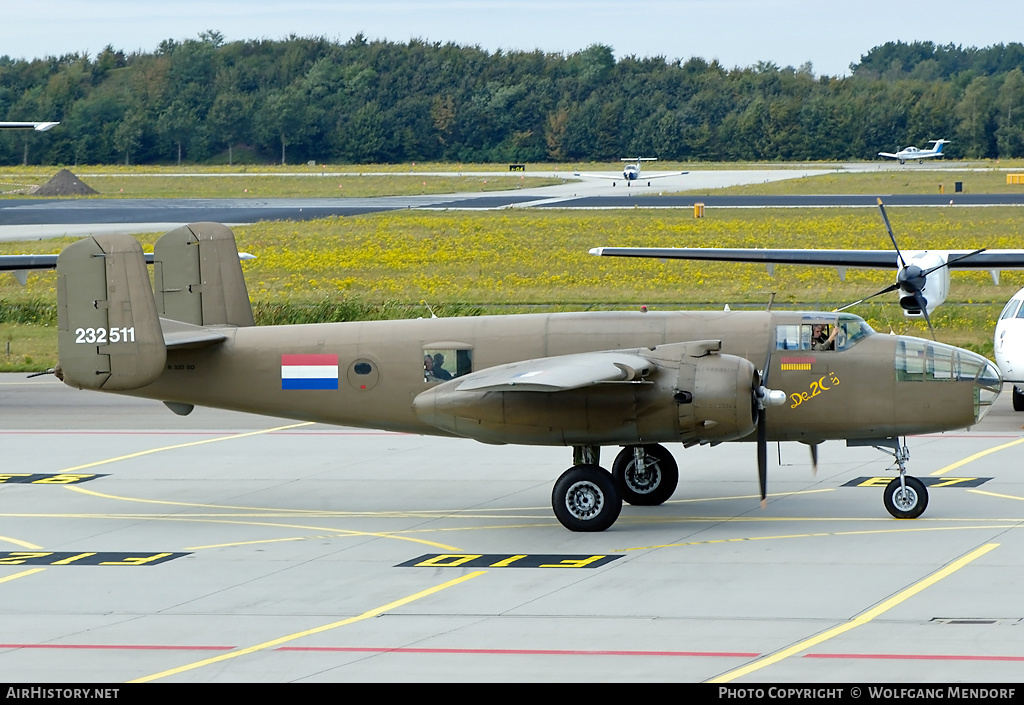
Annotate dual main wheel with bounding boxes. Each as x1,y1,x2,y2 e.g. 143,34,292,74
551,444,680,532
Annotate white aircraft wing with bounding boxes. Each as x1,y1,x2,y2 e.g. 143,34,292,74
589,247,1024,272
642,171,689,179
0,122,59,131
454,351,655,392
573,172,623,180
878,152,899,158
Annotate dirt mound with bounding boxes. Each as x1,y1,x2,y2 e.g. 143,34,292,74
31,169,98,196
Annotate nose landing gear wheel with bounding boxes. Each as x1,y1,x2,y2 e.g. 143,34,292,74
552,465,622,532
612,444,679,506
883,476,928,519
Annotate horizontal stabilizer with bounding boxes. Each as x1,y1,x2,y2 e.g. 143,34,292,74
159,317,228,349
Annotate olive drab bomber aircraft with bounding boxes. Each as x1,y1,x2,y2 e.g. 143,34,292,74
25,222,1003,532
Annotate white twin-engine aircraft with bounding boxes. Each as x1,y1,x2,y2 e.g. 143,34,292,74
591,199,1024,323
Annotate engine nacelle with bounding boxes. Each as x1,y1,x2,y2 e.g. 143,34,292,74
900,251,950,317
412,341,758,446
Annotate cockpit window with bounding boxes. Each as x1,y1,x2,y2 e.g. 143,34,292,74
775,314,874,352
895,339,1000,388
999,299,1023,320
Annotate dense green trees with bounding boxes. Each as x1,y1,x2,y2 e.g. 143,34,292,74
4,36,1024,166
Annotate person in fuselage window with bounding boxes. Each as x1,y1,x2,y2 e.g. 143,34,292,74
811,323,838,351
432,353,453,380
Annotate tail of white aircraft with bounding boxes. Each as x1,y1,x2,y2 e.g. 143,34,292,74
928,139,950,154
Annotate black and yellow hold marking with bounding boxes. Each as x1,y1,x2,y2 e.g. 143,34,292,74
0,473,104,484
397,554,620,569
842,477,991,488
0,552,188,566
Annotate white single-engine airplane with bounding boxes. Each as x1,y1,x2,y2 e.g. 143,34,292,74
591,199,1024,326
878,139,950,164
995,287,1024,411
575,157,687,186
0,122,59,131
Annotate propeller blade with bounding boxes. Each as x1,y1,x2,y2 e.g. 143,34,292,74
834,282,900,312
809,444,819,475
877,198,908,269
915,290,937,340
755,349,772,508
757,410,767,507
921,247,988,277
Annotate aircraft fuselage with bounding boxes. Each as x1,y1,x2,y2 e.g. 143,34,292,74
114,310,996,446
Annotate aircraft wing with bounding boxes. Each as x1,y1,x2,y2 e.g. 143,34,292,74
589,247,1024,272
573,172,622,180
455,351,654,392
0,122,59,131
0,255,60,271
2,251,251,280
644,171,689,179
877,152,899,158
590,247,897,269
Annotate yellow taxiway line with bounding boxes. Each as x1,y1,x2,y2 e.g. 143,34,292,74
708,543,999,683
129,570,487,683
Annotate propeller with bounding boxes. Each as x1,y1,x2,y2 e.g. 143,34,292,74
754,350,786,506
836,198,987,340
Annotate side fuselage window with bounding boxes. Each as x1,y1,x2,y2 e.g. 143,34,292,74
423,348,473,383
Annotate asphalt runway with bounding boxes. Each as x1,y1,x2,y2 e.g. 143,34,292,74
2,372,1024,683
5,163,1022,242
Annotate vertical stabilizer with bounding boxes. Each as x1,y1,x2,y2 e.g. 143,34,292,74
56,235,166,390
153,222,255,327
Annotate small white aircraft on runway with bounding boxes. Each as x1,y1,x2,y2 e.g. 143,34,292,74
574,157,687,186
878,139,950,164
0,122,59,131
995,288,1024,411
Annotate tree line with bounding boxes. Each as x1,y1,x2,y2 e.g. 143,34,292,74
4,34,1024,166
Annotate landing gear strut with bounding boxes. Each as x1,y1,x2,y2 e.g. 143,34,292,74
854,438,929,519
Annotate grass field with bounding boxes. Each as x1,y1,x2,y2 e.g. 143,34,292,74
2,162,1022,372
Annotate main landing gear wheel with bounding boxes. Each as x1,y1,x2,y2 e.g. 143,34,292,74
612,444,679,506
1013,386,1024,412
552,465,622,532
883,476,929,519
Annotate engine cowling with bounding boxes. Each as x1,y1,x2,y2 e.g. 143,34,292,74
412,341,758,446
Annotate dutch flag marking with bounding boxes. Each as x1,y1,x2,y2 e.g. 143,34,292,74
281,354,339,390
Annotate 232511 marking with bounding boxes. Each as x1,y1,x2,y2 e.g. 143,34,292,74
74,327,135,344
